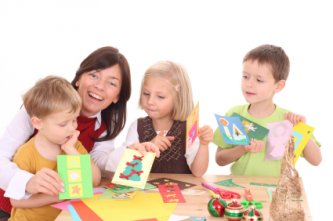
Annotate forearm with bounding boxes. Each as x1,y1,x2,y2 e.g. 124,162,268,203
190,144,209,177
91,162,101,186
10,193,60,208
215,146,246,166
303,139,322,166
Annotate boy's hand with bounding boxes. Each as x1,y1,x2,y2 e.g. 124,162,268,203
128,142,160,158
26,168,64,196
244,139,264,153
285,112,306,125
198,125,213,146
61,130,80,154
151,131,175,151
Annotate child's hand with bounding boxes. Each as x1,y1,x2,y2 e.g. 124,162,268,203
244,139,264,153
61,130,80,154
151,131,175,151
198,125,213,146
285,112,306,125
128,142,160,158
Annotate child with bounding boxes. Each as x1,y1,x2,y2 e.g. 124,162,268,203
9,76,101,221
123,61,213,177
214,44,322,176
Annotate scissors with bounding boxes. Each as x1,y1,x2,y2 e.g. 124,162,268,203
201,182,241,200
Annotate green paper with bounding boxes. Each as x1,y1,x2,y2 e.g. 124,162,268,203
231,113,269,140
57,154,93,199
250,182,276,187
214,179,245,188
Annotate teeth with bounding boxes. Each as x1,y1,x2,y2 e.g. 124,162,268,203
89,92,103,101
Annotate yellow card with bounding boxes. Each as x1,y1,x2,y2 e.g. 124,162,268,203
112,149,155,189
186,102,199,148
292,122,314,164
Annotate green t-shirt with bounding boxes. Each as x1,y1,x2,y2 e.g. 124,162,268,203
213,104,289,177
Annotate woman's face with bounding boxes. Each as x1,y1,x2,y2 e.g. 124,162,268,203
75,64,122,117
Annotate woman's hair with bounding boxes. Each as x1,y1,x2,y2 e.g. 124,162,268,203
243,44,290,82
72,46,131,141
139,60,194,121
24,75,81,118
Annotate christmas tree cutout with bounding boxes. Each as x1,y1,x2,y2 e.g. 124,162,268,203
112,149,155,189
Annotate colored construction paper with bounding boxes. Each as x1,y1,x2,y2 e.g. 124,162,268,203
158,183,185,203
266,120,293,160
51,199,80,211
292,122,314,164
112,149,155,189
231,113,269,140
82,192,176,221
57,154,93,199
71,200,103,221
68,204,82,221
215,113,249,145
148,177,196,190
186,102,199,148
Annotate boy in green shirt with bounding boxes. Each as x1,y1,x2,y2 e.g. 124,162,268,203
214,44,322,176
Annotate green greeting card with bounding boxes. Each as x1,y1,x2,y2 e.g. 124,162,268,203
231,113,269,140
57,154,93,199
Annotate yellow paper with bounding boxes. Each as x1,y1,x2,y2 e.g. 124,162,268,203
292,122,314,164
82,192,176,221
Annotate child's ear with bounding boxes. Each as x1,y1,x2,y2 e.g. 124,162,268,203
31,116,43,130
275,80,286,93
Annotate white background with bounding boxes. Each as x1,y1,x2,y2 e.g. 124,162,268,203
1,1,331,220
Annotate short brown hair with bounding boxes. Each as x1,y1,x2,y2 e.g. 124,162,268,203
23,75,81,118
243,44,290,81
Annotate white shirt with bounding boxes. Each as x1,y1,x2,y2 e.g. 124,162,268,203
117,120,200,169
0,107,124,200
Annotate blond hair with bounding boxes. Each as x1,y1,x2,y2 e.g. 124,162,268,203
23,75,82,118
139,61,194,121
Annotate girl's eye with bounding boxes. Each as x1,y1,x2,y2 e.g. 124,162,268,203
143,92,149,96
257,79,264,83
242,75,248,79
158,96,165,99
107,81,117,87
88,72,98,79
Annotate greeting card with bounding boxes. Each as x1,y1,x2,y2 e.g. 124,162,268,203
186,102,199,148
57,154,93,199
112,149,155,189
215,113,249,145
292,122,314,163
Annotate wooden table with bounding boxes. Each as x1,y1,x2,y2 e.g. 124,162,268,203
56,173,311,221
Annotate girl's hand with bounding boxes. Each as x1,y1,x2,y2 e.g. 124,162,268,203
151,131,175,151
128,142,160,158
244,139,264,153
198,125,213,146
61,130,80,154
285,112,306,126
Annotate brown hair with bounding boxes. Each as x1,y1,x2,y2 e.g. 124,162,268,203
24,75,81,118
72,46,131,141
243,44,290,81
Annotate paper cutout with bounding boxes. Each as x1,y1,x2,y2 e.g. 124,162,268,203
249,182,277,187
100,189,136,200
158,183,185,203
148,177,196,190
186,102,199,148
231,113,269,140
112,149,155,189
266,120,293,160
82,192,176,221
215,113,249,145
214,178,245,188
51,199,79,211
292,122,314,164
58,154,93,199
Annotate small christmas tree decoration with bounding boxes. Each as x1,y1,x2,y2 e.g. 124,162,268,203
242,205,263,221
224,199,244,221
269,139,305,221
207,197,227,217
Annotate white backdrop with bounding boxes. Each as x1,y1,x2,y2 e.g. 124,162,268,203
1,1,331,220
